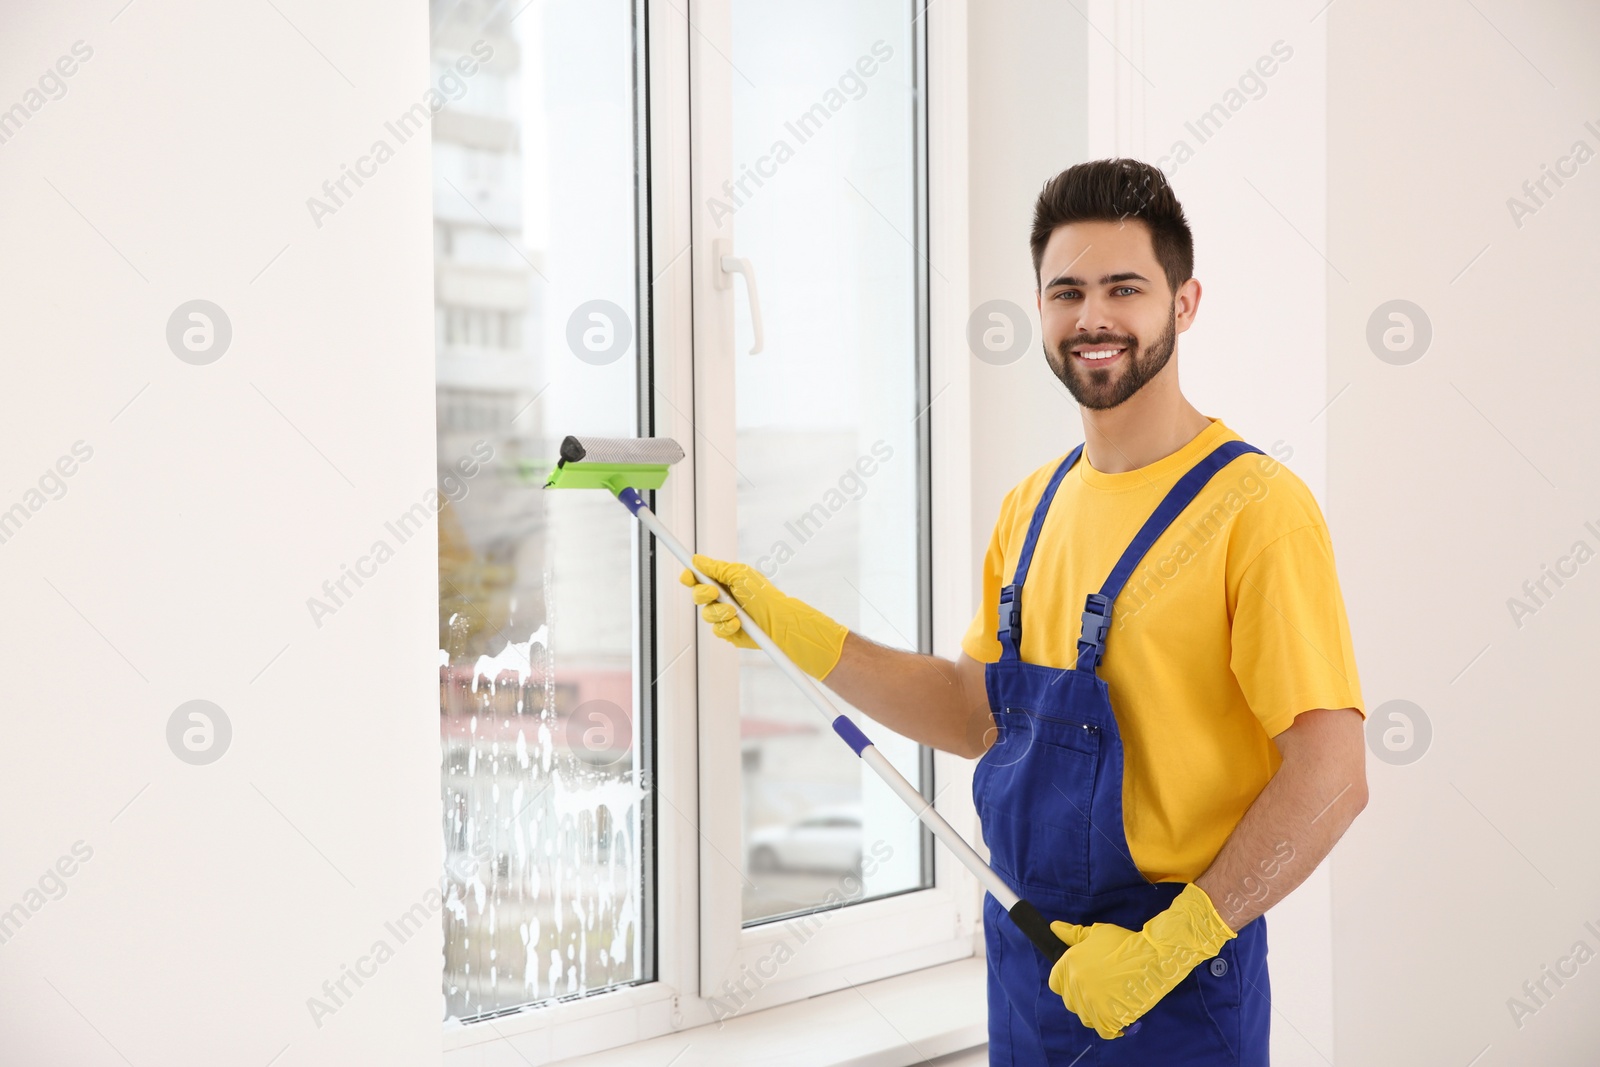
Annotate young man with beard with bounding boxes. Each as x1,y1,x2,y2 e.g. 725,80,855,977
680,158,1367,1064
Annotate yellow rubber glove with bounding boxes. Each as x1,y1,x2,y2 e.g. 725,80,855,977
1047,882,1236,1039
679,554,850,680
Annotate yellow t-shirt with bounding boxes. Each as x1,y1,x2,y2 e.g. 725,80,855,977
961,417,1367,883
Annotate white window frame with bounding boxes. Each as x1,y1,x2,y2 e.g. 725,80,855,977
441,0,976,1060
687,0,979,1008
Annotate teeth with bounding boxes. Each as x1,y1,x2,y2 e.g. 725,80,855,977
1077,348,1124,361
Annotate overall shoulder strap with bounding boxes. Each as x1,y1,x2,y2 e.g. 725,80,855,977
1075,440,1265,671
996,444,1084,660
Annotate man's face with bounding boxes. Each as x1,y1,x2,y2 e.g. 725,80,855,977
1035,219,1196,411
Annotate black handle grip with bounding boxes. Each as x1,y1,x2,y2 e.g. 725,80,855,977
1008,896,1143,1035
1008,897,1067,962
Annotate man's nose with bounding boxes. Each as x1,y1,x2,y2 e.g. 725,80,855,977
1075,292,1117,334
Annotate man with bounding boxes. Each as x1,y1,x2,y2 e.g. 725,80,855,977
681,157,1367,1064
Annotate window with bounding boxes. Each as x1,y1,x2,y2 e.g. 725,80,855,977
726,0,933,926
435,1,971,1058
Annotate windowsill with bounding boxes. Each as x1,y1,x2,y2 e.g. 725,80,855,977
545,955,988,1067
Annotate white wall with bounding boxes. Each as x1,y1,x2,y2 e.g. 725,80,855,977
967,2,1337,1062
1329,1,1600,1063
0,3,441,1065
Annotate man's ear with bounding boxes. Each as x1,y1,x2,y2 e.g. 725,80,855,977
1174,276,1203,332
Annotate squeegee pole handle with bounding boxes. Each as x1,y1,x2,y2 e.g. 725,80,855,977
616,488,1110,991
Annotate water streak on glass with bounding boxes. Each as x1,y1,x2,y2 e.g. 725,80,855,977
431,0,649,1022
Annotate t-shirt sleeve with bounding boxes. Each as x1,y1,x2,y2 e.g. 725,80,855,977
1229,523,1367,737
960,490,1015,663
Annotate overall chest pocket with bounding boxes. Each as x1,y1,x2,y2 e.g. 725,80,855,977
972,707,1100,898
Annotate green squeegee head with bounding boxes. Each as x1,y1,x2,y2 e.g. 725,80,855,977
543,435,687,494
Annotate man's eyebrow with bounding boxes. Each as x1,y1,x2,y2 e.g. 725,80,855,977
1043,271,1150,289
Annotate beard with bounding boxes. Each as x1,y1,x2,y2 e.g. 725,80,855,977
1046,301,1177,411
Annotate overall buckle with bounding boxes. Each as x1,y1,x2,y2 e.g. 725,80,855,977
1077,592,1112,668
998,584,1021,647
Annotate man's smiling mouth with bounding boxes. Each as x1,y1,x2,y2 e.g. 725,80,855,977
1073,344,1126,362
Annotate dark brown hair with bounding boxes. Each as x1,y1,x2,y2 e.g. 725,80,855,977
1030,158,1194,296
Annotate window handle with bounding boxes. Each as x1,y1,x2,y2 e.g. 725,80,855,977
713,237,764,355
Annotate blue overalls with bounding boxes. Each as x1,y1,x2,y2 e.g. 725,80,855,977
974,440,1272,1065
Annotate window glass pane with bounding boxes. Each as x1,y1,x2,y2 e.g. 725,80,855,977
728,1,929,924
432,0,651,1021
